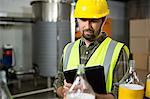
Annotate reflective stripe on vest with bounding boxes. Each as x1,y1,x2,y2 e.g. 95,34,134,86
63,39,80,70
103,40,117,82
63,37,129,92
63,43,74,68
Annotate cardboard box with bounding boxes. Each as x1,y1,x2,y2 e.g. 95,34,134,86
130,37,150,54
133,53,148,70
130,19,150,37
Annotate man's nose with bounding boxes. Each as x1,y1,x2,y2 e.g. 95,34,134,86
84,20,91,29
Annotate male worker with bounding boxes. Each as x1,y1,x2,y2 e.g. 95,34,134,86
54,0,130,99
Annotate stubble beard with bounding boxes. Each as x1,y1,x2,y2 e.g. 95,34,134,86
82,29,100,42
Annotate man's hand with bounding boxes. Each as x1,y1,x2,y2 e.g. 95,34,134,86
63,80,72,96
56,80,72,98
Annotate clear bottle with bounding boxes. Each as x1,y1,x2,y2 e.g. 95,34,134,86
118,53,144,99
66,64,95,99
124,54,141,85
0,70,13,99
145,73,150,99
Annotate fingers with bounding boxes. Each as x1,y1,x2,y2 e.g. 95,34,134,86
63,80,72,96
63,80,82,96
64,80,72,88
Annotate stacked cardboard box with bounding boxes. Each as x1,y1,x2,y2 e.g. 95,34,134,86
130,19,150,71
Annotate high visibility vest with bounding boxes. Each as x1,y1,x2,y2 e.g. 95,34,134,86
63,37,130,93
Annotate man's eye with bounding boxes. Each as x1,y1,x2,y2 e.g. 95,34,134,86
92,20,99,22
79,18,100,23
80,19,87,21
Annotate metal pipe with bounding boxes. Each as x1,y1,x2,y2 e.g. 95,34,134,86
0,17,34,23
12,87,54,98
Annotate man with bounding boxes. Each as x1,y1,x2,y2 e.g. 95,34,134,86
54,0,130,99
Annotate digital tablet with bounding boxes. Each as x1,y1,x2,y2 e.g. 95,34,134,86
64,65,106,94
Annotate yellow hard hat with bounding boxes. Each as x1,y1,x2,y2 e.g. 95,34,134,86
74,0,110,18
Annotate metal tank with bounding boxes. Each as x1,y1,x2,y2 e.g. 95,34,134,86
108,1,129,46
31,0,71,77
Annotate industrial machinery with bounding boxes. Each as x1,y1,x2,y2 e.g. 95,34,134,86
31,0,71,77
0,44,16,80
0,0,71,98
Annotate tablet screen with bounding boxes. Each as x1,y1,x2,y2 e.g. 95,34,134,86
64,65,106,94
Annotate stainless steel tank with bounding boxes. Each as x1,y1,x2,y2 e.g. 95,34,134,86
31,0,71,77
31,0,70,22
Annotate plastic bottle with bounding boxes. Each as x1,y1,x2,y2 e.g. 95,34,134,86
66,64,95,99
118,53,144,99
145,73,150,99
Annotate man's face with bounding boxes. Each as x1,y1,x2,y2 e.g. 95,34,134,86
77,18,103,42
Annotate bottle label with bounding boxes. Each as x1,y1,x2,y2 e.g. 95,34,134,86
118,84,144,99
146,79,150,98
